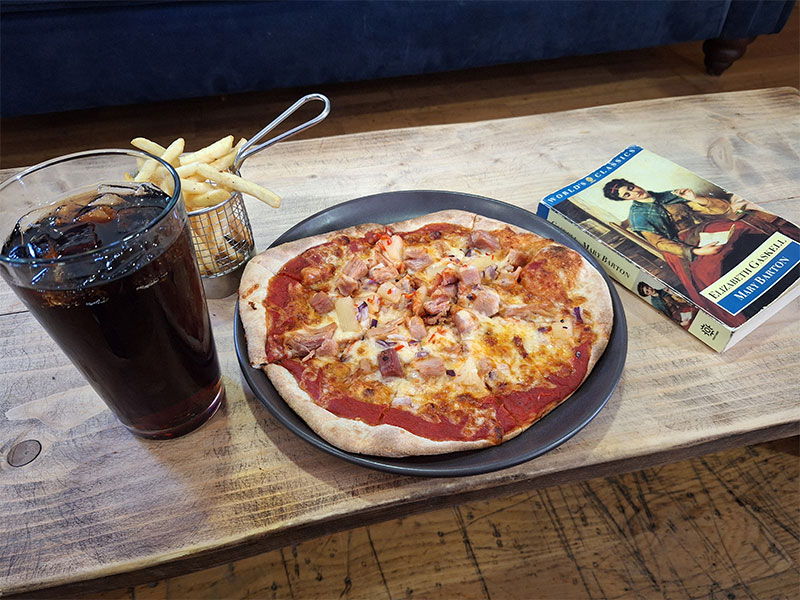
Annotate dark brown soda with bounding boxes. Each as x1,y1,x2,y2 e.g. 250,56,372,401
2,185,222,438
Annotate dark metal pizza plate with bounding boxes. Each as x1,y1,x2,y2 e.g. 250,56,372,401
234,190,627,477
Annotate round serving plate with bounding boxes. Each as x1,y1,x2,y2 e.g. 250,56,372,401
235,190,627,477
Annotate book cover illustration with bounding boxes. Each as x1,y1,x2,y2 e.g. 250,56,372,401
538,146,800,351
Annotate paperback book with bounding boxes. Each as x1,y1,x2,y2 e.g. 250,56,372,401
537,146,800,351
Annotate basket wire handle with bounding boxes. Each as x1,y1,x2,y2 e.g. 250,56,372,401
234,93,331,171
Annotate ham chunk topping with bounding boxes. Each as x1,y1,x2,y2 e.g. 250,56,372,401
316,338,339,357
500,304,559,321
301,265,333,287
378,348,404,377
285,323,337,358
309,291,334,314
369,263,399,283
472,289,500,316
506,248,529,268
477,356,493,376
458,266,481,286
414,356,445,379
341,256,369,280
433,284,457,299
453,310,478,335
404,247,433,272
469,230,500,251
335,274,359,296
435,268,459,287
396,276,415,294
423,295,451,316
407,315,427,340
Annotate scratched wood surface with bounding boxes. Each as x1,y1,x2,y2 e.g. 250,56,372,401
1,88,799,597
82,437,798,600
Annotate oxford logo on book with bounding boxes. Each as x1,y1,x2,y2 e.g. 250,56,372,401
700,232,800,315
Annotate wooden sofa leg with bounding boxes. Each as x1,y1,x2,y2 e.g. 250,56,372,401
702,37,756,76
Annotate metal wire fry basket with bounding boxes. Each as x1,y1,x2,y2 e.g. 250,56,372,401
185,93,330,298
188,191,254,298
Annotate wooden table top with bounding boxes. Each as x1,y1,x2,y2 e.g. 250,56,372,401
1,87,798,596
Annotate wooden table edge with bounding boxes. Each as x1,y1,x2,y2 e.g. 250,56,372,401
6,421,797,599
0,87,797,176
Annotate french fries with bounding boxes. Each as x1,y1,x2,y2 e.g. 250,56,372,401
210,138,246,170
129,134,276,276
179,135,234,166
193,162,281,208
131,137,167,156
129,134,281,212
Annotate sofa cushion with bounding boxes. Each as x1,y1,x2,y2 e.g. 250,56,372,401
0,0,794,116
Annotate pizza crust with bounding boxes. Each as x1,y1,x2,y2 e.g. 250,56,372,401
576,260,614,376
259,221,385,274
239,255,276,367
472,213,542,237
388,209,476,233
266,363,497,457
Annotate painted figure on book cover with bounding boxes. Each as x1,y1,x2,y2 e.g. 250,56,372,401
637,281,696,329
600,178,794,326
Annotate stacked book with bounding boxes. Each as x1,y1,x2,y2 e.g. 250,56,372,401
537,146,799,351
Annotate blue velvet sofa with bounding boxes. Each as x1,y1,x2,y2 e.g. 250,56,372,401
0,0,795,117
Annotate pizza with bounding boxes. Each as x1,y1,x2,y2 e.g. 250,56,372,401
238,210,613,457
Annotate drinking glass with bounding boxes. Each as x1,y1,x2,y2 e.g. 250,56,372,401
0,150,224,439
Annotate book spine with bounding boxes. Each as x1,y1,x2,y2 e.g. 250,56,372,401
539,204,734,352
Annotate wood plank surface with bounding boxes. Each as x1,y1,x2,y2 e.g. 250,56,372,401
1,88,798,597
81,438,798,600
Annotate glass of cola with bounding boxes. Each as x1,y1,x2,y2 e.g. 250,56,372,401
0,150,224,439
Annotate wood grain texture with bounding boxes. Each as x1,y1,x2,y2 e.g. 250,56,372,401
79,438,799,600
1,88,798,597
